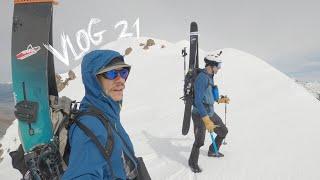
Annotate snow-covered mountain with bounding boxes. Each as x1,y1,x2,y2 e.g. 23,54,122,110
296,80,320,100
1,37,320,180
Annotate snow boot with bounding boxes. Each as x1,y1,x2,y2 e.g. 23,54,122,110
188,146,202,173
208,151,224,158
188,162,202,173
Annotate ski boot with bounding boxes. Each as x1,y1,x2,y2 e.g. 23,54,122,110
188,162,202,173
208,151,224,158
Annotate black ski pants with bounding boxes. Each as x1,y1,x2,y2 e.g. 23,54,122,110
189,112,228,165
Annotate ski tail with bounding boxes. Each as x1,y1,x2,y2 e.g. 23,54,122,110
182,97,192,135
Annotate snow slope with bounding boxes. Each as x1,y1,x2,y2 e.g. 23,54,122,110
1,37,320,180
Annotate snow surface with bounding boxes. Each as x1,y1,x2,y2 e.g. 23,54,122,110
1,37,320,180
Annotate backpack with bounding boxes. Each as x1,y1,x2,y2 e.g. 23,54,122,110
181,68,201,102
10,96,151,180
9,97,114,178
58,101,115,168
182,69,218,102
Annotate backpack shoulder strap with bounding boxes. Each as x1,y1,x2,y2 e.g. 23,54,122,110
197,69,214,88
71,110,118,179
73,110,114,159
87,106,138,161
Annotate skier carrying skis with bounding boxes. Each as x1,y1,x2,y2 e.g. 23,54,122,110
188,53,230,173
62,50,139,179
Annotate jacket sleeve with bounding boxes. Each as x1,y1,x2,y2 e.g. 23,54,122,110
194,73,208,118
62,116,111,180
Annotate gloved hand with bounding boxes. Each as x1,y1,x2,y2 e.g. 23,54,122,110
218,96,230,104
202,115,219,132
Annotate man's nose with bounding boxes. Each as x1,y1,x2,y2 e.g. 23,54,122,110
114,74,126,83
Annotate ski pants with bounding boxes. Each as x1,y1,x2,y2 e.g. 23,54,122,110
189,112,228,164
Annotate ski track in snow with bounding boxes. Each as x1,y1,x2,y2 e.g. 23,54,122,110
1,37,320,180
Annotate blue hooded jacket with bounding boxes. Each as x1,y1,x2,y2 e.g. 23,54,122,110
192,69,218,117
62,50,137,180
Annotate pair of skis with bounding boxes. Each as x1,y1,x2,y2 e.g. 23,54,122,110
181,22,199,136
12,0,62,179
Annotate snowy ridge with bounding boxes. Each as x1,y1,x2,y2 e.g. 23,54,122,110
1,37,320,179
296,80,320,100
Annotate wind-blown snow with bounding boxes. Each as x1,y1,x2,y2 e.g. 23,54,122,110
1,37,320,180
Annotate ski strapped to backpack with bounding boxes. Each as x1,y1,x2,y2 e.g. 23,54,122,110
11,0,63,179
181,22,200,135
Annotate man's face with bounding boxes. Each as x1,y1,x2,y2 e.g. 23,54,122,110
212,66,220,74
98,68,127,101
206,65,219,75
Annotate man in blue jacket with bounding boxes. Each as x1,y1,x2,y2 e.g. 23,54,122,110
188,54,230,173
62,50,138,179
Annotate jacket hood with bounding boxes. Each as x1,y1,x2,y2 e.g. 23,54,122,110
80,50,123,122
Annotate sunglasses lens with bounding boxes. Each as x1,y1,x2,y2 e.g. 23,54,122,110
105,70,117,80
119,69,129,79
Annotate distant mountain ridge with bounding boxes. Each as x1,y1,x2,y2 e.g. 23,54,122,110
0,83,14,138
296,80,320,100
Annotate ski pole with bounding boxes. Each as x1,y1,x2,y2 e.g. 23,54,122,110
223,102,228,145
181,47,187,76
210,132,219,155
